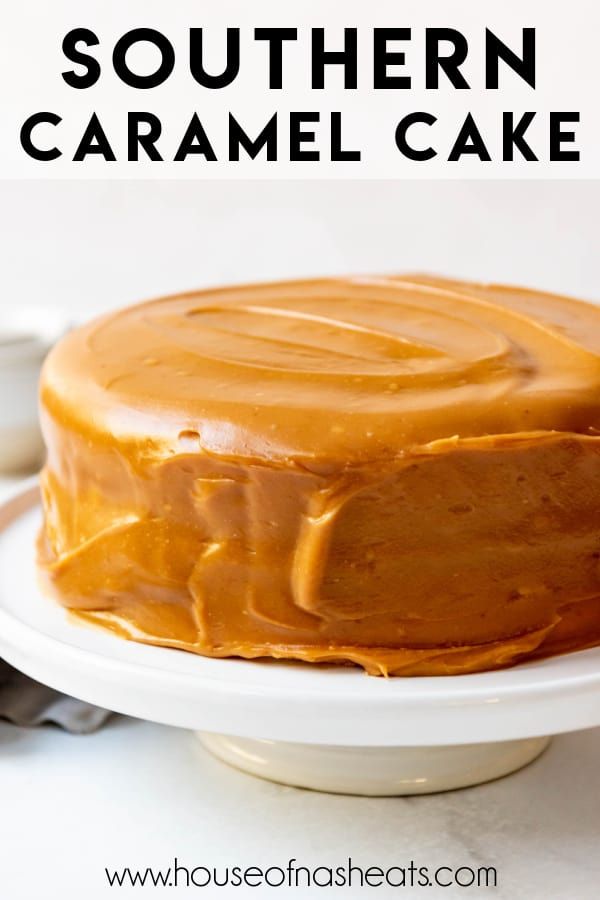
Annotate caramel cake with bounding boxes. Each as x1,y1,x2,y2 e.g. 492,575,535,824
37,276,600,676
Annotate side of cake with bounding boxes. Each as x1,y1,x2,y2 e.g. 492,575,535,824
37,276,600,675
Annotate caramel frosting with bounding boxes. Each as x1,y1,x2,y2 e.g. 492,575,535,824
37,276,600,675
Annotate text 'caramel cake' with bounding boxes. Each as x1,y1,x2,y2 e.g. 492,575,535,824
37,276,600,676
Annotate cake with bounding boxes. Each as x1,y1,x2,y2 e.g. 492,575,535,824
37,275,600,675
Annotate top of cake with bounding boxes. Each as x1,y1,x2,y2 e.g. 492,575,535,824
41,275,600,466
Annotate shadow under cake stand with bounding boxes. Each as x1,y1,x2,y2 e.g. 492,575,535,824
1,481,599,796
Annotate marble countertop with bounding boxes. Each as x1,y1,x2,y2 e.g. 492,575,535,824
0,475,598,899
0,718,599,899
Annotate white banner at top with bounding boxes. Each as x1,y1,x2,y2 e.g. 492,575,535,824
1,0,598,178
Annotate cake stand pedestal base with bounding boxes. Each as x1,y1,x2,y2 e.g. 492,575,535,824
197,733,551,796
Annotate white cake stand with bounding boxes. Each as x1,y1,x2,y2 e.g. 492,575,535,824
1,481,600,796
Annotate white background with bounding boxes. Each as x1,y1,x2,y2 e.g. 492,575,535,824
1,178,600,319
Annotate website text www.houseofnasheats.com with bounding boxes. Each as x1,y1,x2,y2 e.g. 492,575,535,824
104,857,497,890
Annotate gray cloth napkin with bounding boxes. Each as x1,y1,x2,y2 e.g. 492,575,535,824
0,660,111,733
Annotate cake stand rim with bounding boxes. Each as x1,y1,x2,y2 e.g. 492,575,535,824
1,478,600,747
